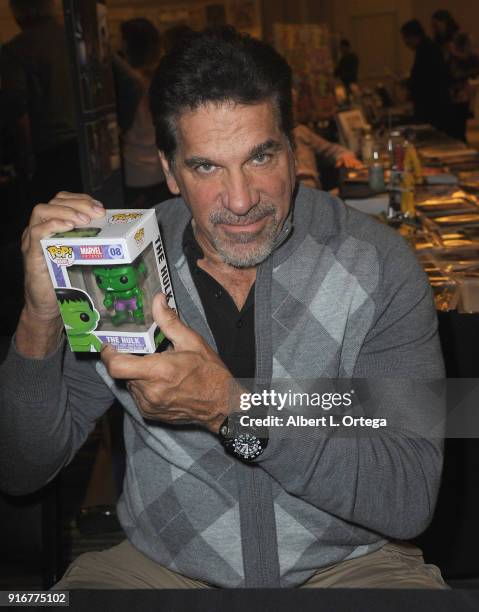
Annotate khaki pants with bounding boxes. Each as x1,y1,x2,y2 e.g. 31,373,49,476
52,539,447,589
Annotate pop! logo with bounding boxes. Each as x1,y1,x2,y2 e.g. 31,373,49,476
47,245,74,266
134,228,145,245
109,213,143,224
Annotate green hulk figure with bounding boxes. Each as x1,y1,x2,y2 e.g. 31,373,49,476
55,288,102,352
93,262,146,325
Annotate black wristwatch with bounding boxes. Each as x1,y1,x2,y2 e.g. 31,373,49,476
219,411,269,462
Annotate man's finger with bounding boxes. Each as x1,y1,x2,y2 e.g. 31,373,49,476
101,344,160,380
152,293,200,350
27,218,76,248
54,192,102,204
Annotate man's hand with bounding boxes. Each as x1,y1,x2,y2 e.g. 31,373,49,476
335,151,364,169
21,191,106,321
101,294,236,434
16,192,106,357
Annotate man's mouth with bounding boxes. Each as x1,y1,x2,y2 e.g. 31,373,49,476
217,214,270,234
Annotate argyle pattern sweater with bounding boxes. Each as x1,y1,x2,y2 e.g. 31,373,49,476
0,185,445,587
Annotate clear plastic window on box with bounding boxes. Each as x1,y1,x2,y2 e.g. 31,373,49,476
65,244,159,332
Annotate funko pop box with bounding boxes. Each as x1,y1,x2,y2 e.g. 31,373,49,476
41,209,176,354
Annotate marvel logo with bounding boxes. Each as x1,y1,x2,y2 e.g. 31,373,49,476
79,246,102,259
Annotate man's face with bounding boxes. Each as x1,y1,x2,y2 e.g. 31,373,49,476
402,34,419,50
431,18,445,36
160,100,296,268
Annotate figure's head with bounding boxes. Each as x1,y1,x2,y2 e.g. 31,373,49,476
93,263,145,293
120,18,160,70
339,39,351,55
431,10,459,41
451,31,472,58
401,20,426,50
56,288,100,336
9,0,54,29
149,26,296,268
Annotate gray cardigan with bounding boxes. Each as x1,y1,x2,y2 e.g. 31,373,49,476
0,185,445,587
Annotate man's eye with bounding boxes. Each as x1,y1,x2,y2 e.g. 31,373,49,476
196,163,216,174
252,153,271,166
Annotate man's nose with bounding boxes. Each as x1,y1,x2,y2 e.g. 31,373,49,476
223,170,260,215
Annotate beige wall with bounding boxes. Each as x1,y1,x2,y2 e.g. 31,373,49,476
328,0,413,84
2,0,478,81
262,0,414,86
262,0,333,43
0,0,209,47
0,0,266,49
264,0,479,86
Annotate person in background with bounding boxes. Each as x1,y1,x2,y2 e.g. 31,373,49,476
292,89,362,189
431,9,460,61
430,10,478,142
120,18,170,206
447,32,479,142
163,24,195,55
401,19,454,137
0,0,80,210
111,51,144,137
121,17,161,76
334,39,359,91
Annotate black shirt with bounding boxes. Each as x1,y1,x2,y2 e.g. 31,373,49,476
182,222,256,379
334,52,359,87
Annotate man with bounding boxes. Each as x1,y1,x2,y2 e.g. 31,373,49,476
293,123,362,188
292,85,362,189
0,0,80,205
334,39,359,90
119,19,170,207
401,20,454,137
0,28,446,589
447,31,479,142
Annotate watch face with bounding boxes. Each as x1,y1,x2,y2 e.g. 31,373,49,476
233,433,263,459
